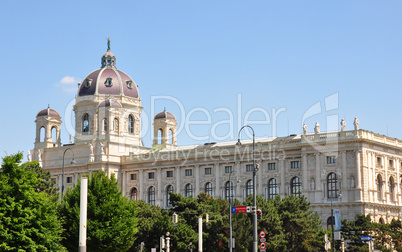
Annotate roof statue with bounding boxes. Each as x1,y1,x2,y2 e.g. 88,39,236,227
107,37,111,51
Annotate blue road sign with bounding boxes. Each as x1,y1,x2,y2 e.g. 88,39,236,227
360,236,372,241
232,207,236,213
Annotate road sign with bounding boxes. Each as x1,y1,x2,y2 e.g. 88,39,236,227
259,241,266,250
259,230,266,238
360,236,372,241
232,206,252,213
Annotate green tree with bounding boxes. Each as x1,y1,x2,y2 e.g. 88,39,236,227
389,220,402,252
244,195,286,251
130,200,172,251
0,153,65,251
341,214,372,252
58,171,137,251
277,195,324,251
21,160,57,194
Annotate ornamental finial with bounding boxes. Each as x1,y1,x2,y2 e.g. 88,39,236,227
107,37,111,51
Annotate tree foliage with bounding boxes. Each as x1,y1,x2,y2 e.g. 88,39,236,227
0,153,65,251
131,192,324,252
58,171,138,251
277,195,324,251
21,160,58,194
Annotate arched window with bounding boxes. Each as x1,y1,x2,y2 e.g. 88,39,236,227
148,186,156,205
268,178,278,200
130,187,138,200
185,184,193,197
158,129,163,144
169,129,174,144
389,176,395,201
377,174,383,200
327,216,335,230
205,182,213,196
291,177,301,197
103,118,108,133
166,185,174,206
225,181,233,202
83,113,89,132
379,217,385,224
51,127,57,142
327,173,338,199
40,126,45,142
128,115,134,134
113,118,119,133
246,179,253,198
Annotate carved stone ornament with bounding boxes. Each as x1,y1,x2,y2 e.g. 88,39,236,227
347,152,355,161
336,168,342,177
321,169,327,179
308,156,316,165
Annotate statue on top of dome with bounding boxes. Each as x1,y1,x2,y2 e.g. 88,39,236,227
107,37,111,51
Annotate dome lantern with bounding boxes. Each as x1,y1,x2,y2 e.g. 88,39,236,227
101,37,116,68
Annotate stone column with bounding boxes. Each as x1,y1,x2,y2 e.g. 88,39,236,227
397,158,400,204
280,159,286,197
366,151,371,201
214,163,220,198
355,151,362,201
195,165,200,196
384,155,388,202
157,168,162,206
315,153,321,202
175,166,181,195
122,171,127,196
139,170,144,201
302,154,308,193
341,151,348,202
373,153,377,202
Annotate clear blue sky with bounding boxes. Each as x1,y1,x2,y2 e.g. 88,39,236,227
1,1,401,160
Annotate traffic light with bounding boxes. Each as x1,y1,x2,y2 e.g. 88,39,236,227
257,209,262,220
172,212,178,225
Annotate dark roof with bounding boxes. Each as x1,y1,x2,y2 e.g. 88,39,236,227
37,107,60,117
154,109,176,120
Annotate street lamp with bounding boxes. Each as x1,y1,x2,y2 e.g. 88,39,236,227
62,148,76,203
330,193,342,252
236,125,258,252
228,170,240,252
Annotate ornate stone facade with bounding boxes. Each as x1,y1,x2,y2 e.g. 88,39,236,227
32,42,402,228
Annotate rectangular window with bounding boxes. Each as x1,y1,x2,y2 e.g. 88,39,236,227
291,161,300,169
148,172,155,179
66,177,73,184
205,167,212,175
268,163,276,170
389,160,394,168
377,157,382,166
130,174,137,180
327,156,336,164
246,164,253,172
167,171,174,177
185,169,192,176
225,166,232,173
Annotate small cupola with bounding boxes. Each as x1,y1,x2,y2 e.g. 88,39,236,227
153,108,177,149
35,105,62,149
101,37,116,67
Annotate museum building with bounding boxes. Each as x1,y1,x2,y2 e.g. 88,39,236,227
30,42,402,228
